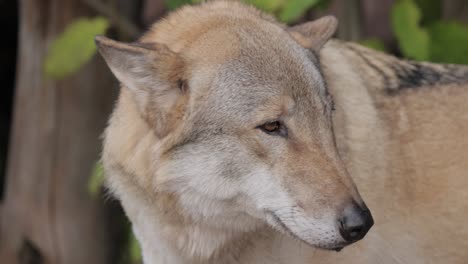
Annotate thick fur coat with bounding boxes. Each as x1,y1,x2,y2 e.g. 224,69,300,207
97,1,468,263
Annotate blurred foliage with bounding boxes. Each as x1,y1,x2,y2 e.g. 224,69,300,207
360,38,387,52
129,233,142,263
165,0,192,10
44,17,109,79
392,0,468,64
248,0,331,22
428,21,468,64
247,0,284,13
278,0,321,23
391,0,430,60
88,161,105,196
414,0,441,25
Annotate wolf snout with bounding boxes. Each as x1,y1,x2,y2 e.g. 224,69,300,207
338,203,374,243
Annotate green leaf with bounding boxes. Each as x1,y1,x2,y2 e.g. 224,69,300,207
88,161,105,196
244,0,285,13
360,38,387,52
279,0,321,23
391,0,430,60
428,21,468,64
44,17,109,80
165,0,192,10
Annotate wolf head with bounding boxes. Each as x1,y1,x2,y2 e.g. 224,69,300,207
97,1,372,253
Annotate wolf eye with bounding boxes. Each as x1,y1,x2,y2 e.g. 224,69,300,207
262,121,280,132
258,121,288,137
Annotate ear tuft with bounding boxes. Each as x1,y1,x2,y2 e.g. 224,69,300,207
287,16,338,51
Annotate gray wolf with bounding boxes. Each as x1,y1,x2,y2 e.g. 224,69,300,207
96,1,468,263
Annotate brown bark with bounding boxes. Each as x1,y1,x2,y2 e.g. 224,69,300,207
361,0,395,46
142,0,166,27
322,0,364,41
443,0,468,23
0,0,118,263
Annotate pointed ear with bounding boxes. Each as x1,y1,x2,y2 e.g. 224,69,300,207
95,35,187,137
287,16,338,51
94,35,185,96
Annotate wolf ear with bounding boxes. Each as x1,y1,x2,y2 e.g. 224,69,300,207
287,16,338,51
95,35,187,137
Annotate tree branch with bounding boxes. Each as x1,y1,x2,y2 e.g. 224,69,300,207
81,0,142,39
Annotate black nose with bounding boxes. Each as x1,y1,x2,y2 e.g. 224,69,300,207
339,203,374,243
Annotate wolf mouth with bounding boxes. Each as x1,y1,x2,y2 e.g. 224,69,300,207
267,211,344,251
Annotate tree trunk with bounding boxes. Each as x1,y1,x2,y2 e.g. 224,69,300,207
443,0,468,23
142,0,166,27
0,0,118,263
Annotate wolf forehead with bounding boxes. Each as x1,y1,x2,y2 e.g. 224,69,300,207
180,52,329,136
138,2,328,99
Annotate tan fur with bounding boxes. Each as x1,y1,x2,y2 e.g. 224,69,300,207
98,1,468,263
313,42,468,264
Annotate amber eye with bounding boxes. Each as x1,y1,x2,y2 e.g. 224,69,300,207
258,121,288,137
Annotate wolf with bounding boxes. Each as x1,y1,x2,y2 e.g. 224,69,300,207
96,1,468,263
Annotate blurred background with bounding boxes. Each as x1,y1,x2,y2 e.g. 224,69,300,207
0,0,467,263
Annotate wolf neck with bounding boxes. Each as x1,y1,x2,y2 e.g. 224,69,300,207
123,188,271,264
132,205,308,264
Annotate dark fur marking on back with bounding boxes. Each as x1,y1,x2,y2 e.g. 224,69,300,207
346,44,468,96
385,62,468,95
